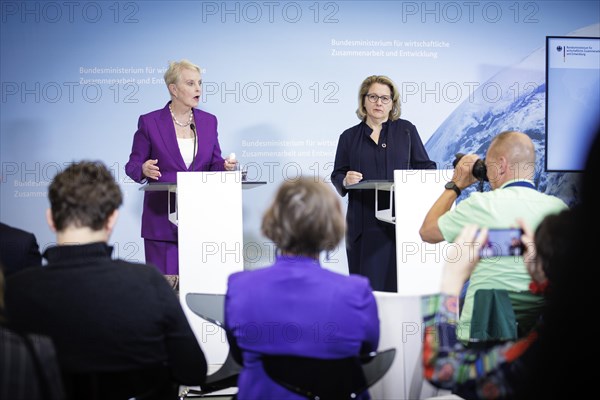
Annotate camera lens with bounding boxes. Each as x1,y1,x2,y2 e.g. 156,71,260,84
453,153,488,182
472,160,488,181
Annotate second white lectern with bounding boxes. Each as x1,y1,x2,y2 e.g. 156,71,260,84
345,170,455,294
345,170,455,400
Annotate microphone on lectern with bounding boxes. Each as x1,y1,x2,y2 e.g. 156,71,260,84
190,123,197,168
405,129,412,169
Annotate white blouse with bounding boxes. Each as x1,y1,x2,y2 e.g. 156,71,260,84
177,138,195,168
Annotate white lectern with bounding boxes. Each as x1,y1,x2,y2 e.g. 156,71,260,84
393,169,455,296
141,172,266,368
347,170,456,399
382,169,456,400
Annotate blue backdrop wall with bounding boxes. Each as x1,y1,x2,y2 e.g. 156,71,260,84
1,1,598,274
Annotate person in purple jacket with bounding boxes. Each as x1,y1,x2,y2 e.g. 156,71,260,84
125,59,237,275
224,177,380,400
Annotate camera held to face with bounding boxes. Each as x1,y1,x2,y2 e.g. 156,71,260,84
453,153,488,181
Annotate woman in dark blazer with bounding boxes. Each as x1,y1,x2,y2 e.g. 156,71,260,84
125,59,237,275
225,178,380,400
331,75,436,292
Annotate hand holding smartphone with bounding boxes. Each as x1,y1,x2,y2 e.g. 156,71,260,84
479,228,525,258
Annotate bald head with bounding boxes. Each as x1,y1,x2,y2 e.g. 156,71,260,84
486,131,536,187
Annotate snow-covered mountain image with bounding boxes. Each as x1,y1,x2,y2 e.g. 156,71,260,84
425,24,599,206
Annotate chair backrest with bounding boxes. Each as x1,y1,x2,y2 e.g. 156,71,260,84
185,292,225,326
180,293,242,398
469,289,545,348
262,348,396,399
361,348,396,388
469,289,518,344
62,366,177,400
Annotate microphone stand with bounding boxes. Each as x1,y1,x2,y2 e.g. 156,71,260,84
405,129,412,169
190,123,197,169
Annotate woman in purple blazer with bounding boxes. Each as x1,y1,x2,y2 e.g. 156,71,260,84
225,178,380,400
125,60,237,275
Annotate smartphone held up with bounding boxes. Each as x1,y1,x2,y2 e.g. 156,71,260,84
479,228,525,258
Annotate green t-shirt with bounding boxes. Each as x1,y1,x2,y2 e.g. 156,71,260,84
438,180,568,342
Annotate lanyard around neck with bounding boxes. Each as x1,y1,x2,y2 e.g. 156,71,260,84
504,181,536,190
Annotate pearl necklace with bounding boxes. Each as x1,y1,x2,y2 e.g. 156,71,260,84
169,104,193,127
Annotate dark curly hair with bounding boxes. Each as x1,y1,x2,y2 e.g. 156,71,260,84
261,177,345,257
48,161,123,231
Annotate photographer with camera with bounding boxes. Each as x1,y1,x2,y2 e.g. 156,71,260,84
419,130,567,344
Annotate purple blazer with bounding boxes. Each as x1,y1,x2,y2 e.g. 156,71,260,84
225,256,380,399
125,102,226,241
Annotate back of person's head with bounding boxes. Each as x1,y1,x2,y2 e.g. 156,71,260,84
519,125,599,399
582,125,600,208
532,208,578,292
261,178,345,257
48,161,123,231
487,130,536,181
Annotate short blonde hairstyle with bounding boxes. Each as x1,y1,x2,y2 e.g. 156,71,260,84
261,178,345,257
356,75,401,121
163,59,201,86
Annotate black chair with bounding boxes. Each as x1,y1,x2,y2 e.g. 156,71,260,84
261,348,396,399
180,293,242,398
62,366,178,400
185,292,226,327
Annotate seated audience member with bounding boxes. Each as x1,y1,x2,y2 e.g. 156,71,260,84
5,161,207,396
529,125,598,399
0,222,42,276
422,206,579,399
423,122,600,400
1,263,65,400
225,177,380,399
419,131,568,343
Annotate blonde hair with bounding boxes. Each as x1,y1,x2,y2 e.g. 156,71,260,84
163,59,201,86
356,75,401,121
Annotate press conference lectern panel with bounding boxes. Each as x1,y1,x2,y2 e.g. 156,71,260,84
343,172,456,400
141,172,266,366
392,169,454,296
